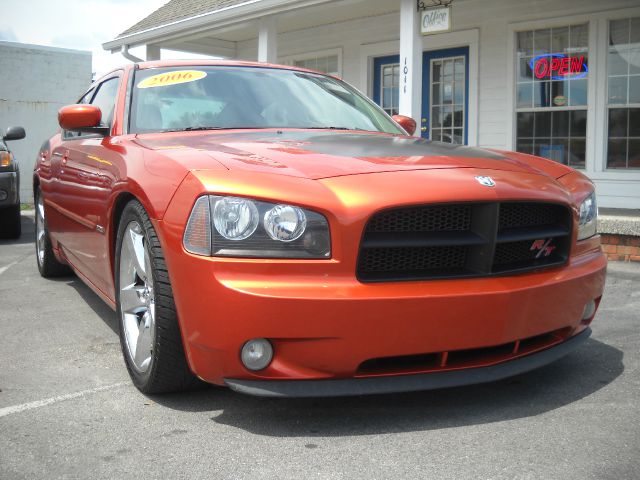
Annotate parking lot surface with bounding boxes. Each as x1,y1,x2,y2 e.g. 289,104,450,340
1,213,638,480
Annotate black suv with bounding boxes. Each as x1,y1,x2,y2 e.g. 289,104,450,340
0,126,26,239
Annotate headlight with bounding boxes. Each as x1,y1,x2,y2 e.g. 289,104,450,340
183,195,331,258
577,192,597,240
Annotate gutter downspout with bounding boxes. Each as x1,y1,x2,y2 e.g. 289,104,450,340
121,45,143,63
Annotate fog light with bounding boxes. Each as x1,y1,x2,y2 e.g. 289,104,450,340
0,190,7,201
582,299,596,321
241,338,273,371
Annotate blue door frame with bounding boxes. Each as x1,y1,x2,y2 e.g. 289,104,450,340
373,47,469,143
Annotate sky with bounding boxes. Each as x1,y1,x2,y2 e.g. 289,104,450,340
0,0,210,77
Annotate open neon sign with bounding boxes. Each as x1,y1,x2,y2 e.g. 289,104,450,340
529,54,588,80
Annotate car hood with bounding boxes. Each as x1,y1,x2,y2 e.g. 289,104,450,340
134,130,555,180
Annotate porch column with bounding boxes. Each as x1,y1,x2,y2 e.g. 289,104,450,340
258,16,278,63
146,45,161,61
399,0,422,135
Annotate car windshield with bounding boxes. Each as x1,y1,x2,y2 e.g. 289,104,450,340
129,66,404,135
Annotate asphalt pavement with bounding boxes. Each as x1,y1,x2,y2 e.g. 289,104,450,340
0,212,638,480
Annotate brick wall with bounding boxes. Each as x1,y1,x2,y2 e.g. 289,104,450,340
601,235,640,262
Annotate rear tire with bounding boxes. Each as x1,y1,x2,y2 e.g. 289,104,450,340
115,199,199,393
35,188,71,277
0,204,21,239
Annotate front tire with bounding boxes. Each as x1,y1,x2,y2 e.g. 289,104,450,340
115,199,198,393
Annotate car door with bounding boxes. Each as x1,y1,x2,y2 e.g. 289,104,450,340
50,74,122,291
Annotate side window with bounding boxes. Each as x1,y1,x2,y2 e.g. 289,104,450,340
90,77,121,128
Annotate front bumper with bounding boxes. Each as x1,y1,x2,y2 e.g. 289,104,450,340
161,235,605,387
225,327,591,397
0,171,19,207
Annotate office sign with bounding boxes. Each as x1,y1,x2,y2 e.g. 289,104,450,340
421,7,451,35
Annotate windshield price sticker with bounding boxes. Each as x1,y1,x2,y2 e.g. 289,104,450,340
137,70,207,89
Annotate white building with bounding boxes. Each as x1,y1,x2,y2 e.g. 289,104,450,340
0,42,92,201
103,0,640,209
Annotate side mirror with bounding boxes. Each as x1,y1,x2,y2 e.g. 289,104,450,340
3,126,26,141
392,115,417,136
58,105,109,135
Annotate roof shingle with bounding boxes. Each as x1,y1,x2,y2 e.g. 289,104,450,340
118,0,248,37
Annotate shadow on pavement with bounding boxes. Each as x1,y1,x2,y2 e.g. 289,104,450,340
147,337,623,437
0,212,35,246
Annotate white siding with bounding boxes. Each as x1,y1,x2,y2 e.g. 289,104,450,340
0,42,92,202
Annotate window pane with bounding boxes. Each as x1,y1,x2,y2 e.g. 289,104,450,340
629,76,640,104
453,83,464,105
609,19,629,47
607,139,627,168
570,110,587,137
628,139,640,168
432,83,441,105
534,29,551,55
442,83,453,104
609,108,628,137
443,60,453,80
534,82,551,107
431,107,441,128
553,111,569,138
432,61,442,82
517,83,533,108
608,49,629,76
629,108,640,137
569,79,588,106
516,139,534,154
517,112,534,138
453,107,463,127
442,106,453,127
552,27,569,53
535,111,551,137
608,76,628,104
570,23,589,50
517,31,533,56
569,139,585,168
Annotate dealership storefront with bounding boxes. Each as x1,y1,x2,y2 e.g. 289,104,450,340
104,0,640,208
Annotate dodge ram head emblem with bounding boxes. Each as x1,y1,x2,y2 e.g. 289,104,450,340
475,176,495,187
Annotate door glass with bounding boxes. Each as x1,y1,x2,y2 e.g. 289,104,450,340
380,63,400,116
91,77,120,128
431,56,465,144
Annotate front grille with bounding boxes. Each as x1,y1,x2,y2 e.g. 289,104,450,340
357,202,572,282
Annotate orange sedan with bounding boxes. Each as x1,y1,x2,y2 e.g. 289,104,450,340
34,61,605,396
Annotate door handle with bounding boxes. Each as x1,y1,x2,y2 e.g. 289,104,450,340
62,150,69,165
421,126,427,132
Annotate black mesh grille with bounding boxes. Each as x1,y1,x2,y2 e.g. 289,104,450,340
498,203,565,230
366,205,471,232
358,246,466,273
357,202,572,282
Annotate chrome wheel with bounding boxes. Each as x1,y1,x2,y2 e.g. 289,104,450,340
119,221,155,373
36,194,46,266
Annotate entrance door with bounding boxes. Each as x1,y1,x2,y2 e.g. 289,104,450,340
422,47,469,144
373,47,469,144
